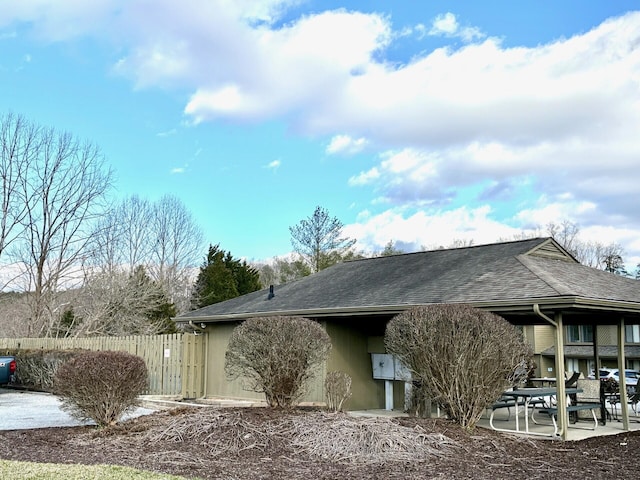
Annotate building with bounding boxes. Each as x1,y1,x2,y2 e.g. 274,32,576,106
177,237,640,437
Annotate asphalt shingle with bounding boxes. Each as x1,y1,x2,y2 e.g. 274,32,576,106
178,237,640,320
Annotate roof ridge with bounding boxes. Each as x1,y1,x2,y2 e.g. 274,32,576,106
516,254,571,296
344,236,551,264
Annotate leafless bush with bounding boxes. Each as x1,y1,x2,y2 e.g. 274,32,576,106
54,350,148,427
325,371,352,412
7,348,82,391
385,304,533,429
225,316,332,408
405,381,433,418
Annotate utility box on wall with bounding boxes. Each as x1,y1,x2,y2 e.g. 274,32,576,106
371,353,395,380
371,353,411,381
371,353,412,411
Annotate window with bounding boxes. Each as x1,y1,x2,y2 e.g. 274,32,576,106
626,325,640,343
566,358,580,374
566,325,593,343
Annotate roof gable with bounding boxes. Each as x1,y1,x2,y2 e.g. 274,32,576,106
524,238,577,263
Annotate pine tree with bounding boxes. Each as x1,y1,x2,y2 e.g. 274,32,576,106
192,244,262,309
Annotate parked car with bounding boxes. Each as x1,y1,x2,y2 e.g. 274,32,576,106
588,368,639,387
0,356,16,386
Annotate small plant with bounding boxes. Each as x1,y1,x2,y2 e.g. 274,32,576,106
324,371,352,412
225,315,332,408
54,350,148,427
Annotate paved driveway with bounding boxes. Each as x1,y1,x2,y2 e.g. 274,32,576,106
0,388,156,430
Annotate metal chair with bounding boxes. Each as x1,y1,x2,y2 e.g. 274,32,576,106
574,378,605,425
565,371,580,388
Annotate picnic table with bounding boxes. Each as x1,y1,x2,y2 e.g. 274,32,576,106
490,387,582,436
528,377,557,387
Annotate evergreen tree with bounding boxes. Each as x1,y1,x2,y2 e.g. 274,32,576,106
192,244,262,309
289,206,356,273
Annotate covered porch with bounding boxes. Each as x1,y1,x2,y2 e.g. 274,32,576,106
491,299,640,441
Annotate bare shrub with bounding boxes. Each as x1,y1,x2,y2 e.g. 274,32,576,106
385,304,533,429
405,380,433,418
7,348,82,391
325,371,352,412
54,350,148,427
225,316,331,408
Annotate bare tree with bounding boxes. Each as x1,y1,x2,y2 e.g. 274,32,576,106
148,194,203,313
0,292,31,337
254,255,312,286
88,195,153,276
120,195,154,271
15,124,113,336
66,268,174,337
0,113,38,287
546,220,580,256
86,194,202,316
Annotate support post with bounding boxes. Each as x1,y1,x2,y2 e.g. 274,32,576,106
554,312,568,440
385,380,394,410
593,324,600,378
618,318,629,430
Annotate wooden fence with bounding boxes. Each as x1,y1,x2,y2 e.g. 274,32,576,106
0,333,206,399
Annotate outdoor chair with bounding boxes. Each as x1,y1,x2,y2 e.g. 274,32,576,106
625,386,640,417
565,371,580,388
573,378,605,425
602,378,620,421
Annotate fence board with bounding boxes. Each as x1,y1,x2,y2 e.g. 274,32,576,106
0,334,205,397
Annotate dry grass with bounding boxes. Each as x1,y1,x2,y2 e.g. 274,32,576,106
145,409,458,465
289,412,458,464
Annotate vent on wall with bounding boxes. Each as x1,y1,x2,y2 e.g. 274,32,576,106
528,240,575,262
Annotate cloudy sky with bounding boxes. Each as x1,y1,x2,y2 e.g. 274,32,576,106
1,1,639,267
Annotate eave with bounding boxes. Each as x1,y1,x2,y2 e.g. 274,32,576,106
175,296,640,325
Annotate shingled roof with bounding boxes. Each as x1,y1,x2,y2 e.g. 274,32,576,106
178,237,640,322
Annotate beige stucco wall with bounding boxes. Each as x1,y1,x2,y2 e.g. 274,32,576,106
202,321,326,404
325,323,384,410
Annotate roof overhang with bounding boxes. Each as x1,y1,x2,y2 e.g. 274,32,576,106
176,296,640,325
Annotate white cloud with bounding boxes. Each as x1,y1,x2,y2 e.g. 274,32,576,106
6,3,640,264
170,160,190,174
344,206,520,253
326,134,368,155
428,12,484,42
429,13,458,36
265,159,281,170
156,128,177,137
348,167,380,186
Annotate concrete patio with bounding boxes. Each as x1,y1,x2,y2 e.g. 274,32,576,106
349,402,640,441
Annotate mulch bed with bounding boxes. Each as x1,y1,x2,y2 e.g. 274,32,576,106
0,406,635,479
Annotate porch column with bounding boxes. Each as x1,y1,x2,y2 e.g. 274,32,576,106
385,380,394,410
592,325,600,378
554,312,569,440
618,317,630,430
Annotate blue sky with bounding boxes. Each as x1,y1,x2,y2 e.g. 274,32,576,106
1,1,640,266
